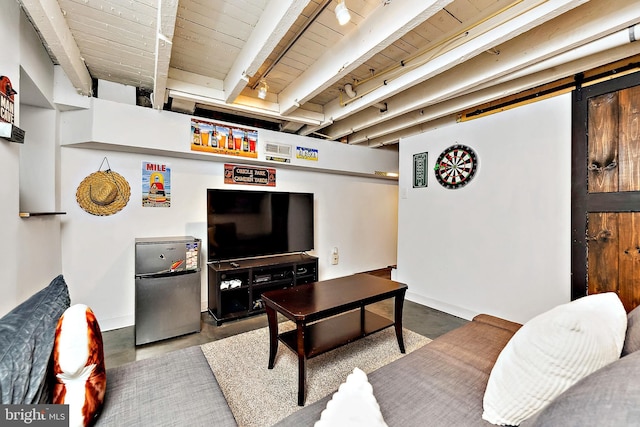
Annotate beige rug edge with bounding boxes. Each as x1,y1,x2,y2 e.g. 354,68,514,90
201,323,430,427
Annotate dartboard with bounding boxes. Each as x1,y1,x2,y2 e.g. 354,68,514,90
434,144,478,189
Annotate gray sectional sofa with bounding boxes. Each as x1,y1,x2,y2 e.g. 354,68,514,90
0,276,236,426
96,345,236,426
2,275,640,426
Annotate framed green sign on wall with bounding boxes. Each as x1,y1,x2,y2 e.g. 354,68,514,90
413,152,428,188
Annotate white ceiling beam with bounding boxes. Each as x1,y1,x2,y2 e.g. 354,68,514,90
351,41,640,148
167,88,324,126
224,0,312,103
327,0,639,142
153,0,179,109
362,115,459,148
474,24,640,90
168,68,224,91
278,0,454,116
320,0,588,133
20,0,92,95
168,66,324,125
280,121,306,133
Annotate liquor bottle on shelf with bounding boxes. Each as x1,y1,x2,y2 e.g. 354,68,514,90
242,131,249,152
192,123,201,145
211,127,218,148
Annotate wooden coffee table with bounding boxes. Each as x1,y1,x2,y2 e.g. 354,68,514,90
261,273,407,406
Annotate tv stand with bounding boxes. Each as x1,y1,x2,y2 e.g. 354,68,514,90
207,253,318,325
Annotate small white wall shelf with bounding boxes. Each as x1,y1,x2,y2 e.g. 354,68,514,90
19,212,66,218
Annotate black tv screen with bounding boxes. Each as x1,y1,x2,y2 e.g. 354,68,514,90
207,189,314,262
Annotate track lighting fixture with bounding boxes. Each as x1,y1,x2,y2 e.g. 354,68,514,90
257,79,268,100
335,0,351,26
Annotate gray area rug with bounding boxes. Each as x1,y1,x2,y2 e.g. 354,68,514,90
200,321,431,427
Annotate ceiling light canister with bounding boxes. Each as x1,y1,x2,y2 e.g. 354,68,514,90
335,0,351,26
344,83,356,98
257,79,268,100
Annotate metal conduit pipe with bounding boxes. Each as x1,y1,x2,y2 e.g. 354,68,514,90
251,0,333,90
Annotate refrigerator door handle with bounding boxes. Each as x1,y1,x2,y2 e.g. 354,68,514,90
135,269,200,279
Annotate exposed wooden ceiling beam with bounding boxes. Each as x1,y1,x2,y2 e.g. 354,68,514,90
319,0,588,135
224,0,312,103
153,0,179,109
20,0,92,96
356,43,640,148
278,0,454,115
326,0,639,142
167,68,324,126
18,0,637,152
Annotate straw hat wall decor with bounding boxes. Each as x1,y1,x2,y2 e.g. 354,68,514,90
76,157,131,216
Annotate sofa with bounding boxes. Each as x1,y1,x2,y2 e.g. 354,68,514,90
0,276,235,427
279,300,640,427
2,275,640,426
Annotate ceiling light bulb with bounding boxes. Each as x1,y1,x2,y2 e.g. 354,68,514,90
257,80,268,100
335,1,351,26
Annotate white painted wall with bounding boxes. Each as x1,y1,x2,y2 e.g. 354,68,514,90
60,148,398,331
16,9,63,308
0,1,22,316
0,5,63,316
397,94,572,324
16,104,63,308
20,105,57,212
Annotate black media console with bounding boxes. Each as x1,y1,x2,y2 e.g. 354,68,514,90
207,253,318,325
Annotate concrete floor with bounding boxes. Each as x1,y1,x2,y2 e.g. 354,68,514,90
103,272,468,369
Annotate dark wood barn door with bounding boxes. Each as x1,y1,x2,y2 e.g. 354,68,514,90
572,72,640,312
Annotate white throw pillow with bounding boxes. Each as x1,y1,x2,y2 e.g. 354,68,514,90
315,367,387,427
482,292,627,426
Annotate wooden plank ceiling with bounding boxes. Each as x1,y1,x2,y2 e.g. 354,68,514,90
18,0,640,148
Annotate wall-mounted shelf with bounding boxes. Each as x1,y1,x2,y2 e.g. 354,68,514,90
0,122,25,143
19,212,66,218
58,98,399,181
62,140,399,181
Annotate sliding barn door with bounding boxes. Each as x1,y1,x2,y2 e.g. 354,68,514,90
572,72,640,312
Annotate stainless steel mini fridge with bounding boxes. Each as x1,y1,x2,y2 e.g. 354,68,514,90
135,236,202,345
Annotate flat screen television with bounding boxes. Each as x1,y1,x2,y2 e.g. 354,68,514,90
207,189,314,262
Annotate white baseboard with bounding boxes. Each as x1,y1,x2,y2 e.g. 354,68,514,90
100,314,134,332
406,291,477,321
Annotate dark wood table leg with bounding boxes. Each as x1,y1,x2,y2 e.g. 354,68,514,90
266,305,279,369
296,322,306,406
394,290,406,353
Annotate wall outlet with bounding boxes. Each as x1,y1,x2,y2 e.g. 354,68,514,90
331,247,339,265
